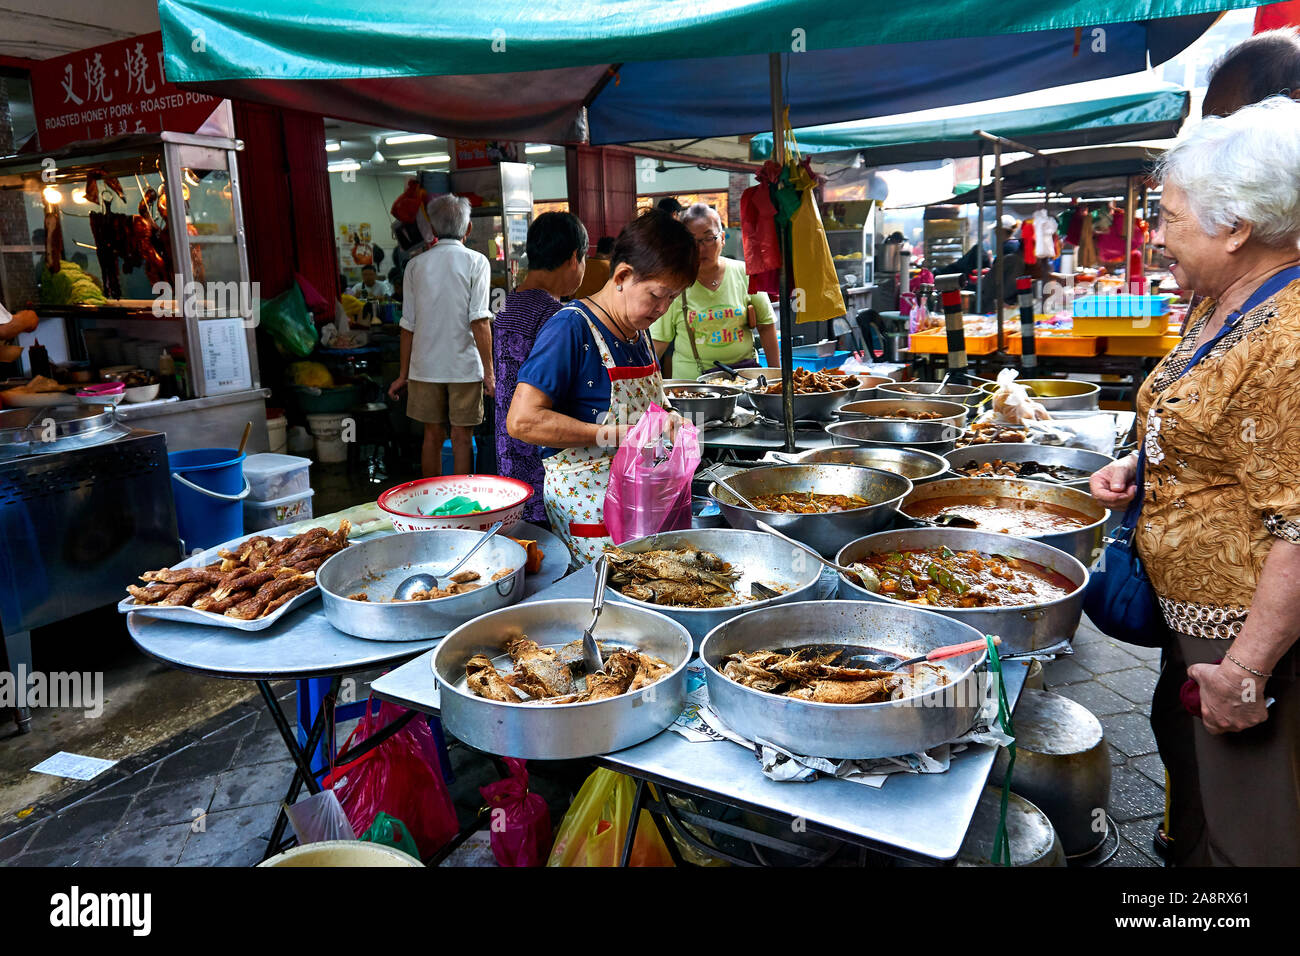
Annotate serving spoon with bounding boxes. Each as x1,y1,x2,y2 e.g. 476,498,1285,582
392,520,505,601
700,465,761,510
581,554,610,675
754,520,882,591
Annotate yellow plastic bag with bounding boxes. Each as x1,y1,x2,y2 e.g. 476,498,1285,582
546,769,674,867
789,161,846,325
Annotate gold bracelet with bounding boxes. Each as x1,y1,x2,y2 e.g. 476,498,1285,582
1225,652,1272,679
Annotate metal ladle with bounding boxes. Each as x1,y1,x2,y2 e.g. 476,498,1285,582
754,520,882,591
581,554,610,675
850,637,1074,671
701,465,760,511
393,520,505,601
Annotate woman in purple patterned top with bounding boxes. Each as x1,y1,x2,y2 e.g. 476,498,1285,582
494,212,588,522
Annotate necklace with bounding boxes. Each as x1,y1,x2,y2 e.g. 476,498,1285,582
701,262,724,289
585,297,638,344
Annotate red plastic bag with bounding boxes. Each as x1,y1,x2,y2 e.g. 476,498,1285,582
321,701,459,859
741,181,781,279
603,403,700,545
479,758,552,867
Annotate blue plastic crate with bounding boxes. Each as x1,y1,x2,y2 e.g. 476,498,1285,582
1072,294,1171,318
783,344,852,372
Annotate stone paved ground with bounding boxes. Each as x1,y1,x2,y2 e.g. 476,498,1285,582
0,616,1168,868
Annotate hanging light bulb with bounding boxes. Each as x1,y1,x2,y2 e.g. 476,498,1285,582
42,185,63,204
72,187,88,204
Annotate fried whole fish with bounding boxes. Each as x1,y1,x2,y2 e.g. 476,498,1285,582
466,654,519,702
786,677,900,704
465,633,672,704
605,546,742,608
583,649,640,701
722,648,910,704
505,630,576,697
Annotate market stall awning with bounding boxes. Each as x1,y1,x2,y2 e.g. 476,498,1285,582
156,0,1250,142
747,86,1190,165
939,145,1166,204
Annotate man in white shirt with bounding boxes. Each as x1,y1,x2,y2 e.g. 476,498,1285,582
388,194,495,477
349,264,393,300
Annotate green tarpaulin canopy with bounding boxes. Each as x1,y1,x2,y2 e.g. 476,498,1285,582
749,86,1189,165
156,0,1250,142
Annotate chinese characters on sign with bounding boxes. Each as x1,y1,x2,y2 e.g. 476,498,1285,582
30,32,221,151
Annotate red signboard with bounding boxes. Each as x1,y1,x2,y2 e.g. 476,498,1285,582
452,139,521,169
29,32,221,152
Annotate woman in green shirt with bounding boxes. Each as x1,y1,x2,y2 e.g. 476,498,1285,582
650,203,777,379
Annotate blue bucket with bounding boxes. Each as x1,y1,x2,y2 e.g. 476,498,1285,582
169,448,250,553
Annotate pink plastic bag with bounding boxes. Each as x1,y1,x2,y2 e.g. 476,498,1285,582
604,403,700,545
321,700,459,860
480,758,553,867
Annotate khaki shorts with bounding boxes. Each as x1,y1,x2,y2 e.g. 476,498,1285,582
407,380,483,427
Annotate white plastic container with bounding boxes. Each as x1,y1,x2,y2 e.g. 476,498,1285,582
266,416,288,454
244,452,311,501
306,412,348,464
244,488,315,531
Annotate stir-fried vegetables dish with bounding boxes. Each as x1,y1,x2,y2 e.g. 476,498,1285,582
853,546,1075,607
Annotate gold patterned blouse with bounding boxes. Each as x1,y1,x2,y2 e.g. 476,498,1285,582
1134,278,1300,640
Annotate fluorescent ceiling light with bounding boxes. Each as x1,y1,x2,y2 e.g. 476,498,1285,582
328,161,361,173
525,144,553,154
325,141,341,152
397,153,450,166
385,133,437,145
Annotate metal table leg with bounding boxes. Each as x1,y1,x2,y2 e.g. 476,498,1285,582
3,628,32,733
258,675,341,861
618,778,647,867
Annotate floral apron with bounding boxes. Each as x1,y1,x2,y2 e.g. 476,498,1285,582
543,314,667,566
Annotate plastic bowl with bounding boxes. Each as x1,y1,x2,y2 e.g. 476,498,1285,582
78,383,125,406
377,474,533,532
123,383,161,403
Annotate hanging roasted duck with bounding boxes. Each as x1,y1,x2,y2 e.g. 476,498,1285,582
132,188,169,285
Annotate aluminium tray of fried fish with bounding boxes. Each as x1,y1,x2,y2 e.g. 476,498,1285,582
602,528,822,647
117,523,351,631
432,598,692,759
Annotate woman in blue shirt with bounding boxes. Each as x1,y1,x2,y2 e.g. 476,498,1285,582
508,211,698,565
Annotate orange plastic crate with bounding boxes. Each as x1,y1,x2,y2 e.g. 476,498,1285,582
908,329,999,355
1104,332,1183,357
1073,315,1173,337
1002,329,1100,357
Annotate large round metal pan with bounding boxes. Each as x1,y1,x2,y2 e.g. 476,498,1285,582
662,379,742,425
825,419,962,455
748,376,862,422
977,378,1100,411
876,381,985,409
783,445,952,484
699,600,987,759
432,599,692,760
835,527,1088,652
837,397,968,429
899,476,1108,568
607,527,823,649
709,462,912,556
317,530,528,641
943,443,1114,491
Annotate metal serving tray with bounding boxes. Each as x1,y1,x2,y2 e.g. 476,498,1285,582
117,530,324,632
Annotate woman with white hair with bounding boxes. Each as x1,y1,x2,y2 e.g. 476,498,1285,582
650,203,777,379
1089,96,1300,866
